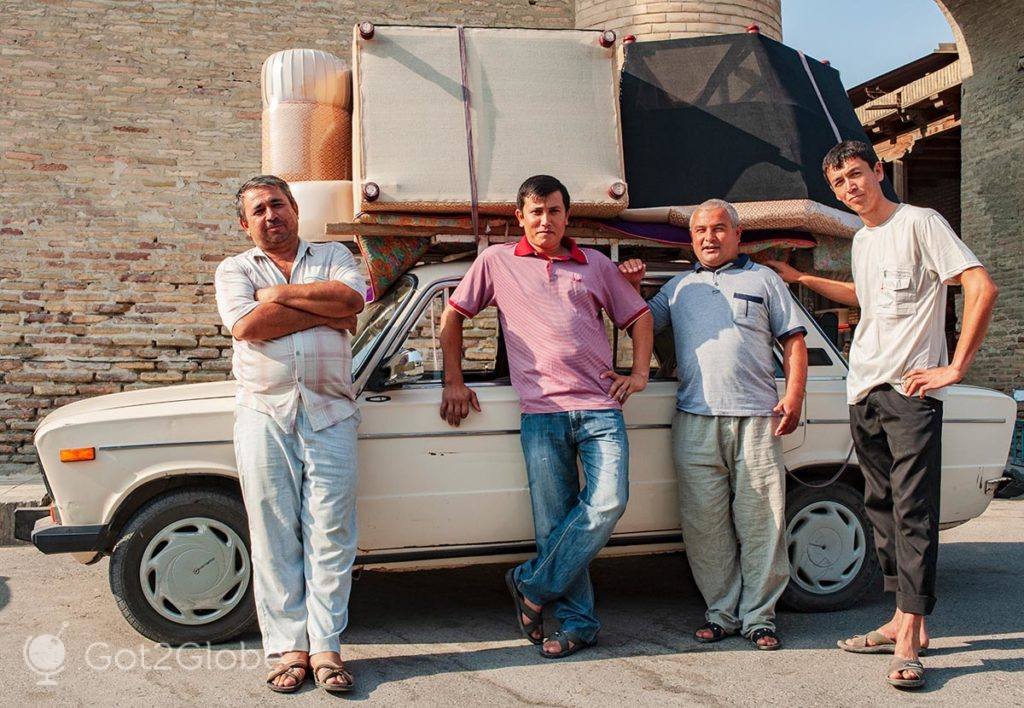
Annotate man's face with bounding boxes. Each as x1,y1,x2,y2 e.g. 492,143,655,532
690,208,741,269
239,185,299,252
825,157,886,215
516,191,568,254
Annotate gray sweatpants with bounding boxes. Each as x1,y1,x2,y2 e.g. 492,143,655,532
672,411,789,635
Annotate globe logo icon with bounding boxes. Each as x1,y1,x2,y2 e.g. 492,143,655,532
23,622,68,686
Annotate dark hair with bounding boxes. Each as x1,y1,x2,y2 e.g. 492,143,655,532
822,140,878,178
234,174,298,219
516,174,570,212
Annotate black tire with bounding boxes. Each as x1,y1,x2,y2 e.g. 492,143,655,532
109,488,256,645
780,480,880,612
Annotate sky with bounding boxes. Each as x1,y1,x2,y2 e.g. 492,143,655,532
782,0,956,89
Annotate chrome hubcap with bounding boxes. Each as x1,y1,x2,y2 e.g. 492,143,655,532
786,500,866,595
140,517,250,625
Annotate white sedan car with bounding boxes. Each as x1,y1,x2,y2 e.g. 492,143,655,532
17,261,1015,644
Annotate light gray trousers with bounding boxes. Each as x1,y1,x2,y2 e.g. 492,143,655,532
672,411,789,635
234,405,359,657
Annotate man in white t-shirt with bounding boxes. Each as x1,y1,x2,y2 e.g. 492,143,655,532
766,141,998,690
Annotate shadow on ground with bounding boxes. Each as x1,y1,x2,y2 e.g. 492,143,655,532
212,535,1024,698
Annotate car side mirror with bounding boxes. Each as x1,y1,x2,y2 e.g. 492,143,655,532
367,348,424,392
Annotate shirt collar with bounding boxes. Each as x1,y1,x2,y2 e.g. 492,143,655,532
253,238,312,261
513,235,588,264
692,253,750,272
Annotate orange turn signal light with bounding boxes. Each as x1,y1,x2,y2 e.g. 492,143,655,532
59,447,96,463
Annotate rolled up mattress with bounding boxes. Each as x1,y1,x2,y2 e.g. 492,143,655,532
262,49,352,182
621,199,861,238
352,24,627,217
288,180,354,242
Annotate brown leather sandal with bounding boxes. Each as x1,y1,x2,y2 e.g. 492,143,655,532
266,661,308,694
313,662,355,694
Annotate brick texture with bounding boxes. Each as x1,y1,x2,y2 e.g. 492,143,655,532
2,1,1020,475
575,0,781,41
940,0,1024,402
0,0,573,475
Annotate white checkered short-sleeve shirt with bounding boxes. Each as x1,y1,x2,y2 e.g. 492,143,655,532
215,240,366,432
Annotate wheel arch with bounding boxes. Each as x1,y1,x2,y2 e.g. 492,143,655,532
102,473,242,553
786,463,865,495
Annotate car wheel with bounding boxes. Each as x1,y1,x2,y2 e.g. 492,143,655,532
780,480,880,612
109,488,256,645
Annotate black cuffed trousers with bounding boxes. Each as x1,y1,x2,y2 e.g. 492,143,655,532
849,384,942,615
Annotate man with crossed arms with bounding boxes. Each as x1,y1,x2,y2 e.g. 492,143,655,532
215,175,364,693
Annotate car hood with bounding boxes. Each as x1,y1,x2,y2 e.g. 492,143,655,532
36,381,236,431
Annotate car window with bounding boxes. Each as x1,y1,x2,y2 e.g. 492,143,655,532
395,286,504,384
352,276,416,377
607,283,672,380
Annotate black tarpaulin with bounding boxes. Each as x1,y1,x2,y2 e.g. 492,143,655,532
619,32,896,210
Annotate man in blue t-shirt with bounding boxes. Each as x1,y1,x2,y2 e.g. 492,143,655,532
621,199,807,651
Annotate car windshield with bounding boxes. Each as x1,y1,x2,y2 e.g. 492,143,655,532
352,275,416,377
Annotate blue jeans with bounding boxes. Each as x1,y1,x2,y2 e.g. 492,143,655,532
513,409,630,643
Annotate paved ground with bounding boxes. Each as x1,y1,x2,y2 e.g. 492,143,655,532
0,500,1021,706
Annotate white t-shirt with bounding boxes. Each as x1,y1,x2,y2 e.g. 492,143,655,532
847,204,982,404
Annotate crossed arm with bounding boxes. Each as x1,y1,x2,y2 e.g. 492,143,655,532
231,281,365,342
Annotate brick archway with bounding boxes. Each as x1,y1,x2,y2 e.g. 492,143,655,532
923,0,1022,396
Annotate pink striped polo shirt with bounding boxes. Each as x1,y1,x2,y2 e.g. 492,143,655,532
449,237,649,414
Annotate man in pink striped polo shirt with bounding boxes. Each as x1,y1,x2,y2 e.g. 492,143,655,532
439,175,654,658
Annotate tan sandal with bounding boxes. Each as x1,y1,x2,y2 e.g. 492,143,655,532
313,662,355,694
886,657,925,690
266,661,308,694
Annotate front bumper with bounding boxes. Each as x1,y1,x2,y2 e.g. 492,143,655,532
15,513,109,554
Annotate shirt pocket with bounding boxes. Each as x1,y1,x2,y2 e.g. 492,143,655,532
731,292,766,325
553,270,594,313
878,266,915,316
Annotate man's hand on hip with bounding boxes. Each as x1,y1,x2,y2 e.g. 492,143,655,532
903,365,962,398
601,370,648,404
440,382,481,427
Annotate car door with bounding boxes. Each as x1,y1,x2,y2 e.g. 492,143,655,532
356,281,534,553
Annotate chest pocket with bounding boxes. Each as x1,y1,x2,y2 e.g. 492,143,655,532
878,266,915,316
731,292,766,326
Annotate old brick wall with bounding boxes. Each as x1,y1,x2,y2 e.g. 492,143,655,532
575,0,781,41
0,1,573,475
940,0,1023,399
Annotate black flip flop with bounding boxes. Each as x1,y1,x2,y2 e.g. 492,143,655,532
694,621,734,644
539,630,594,659
504,568,543,645
749,627,783,651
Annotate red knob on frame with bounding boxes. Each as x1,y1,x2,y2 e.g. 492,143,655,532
608,181,627,200
362,182,380,202
599,30,616,48
623,34,637,45
358,21,375,40
746,24,760,34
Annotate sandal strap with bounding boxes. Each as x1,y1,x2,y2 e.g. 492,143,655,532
750,627,777,641
521,602,543,627
314,662,354,686
548,630,585,651
698,622,726,639
267,661,307,682
888,657,924,676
